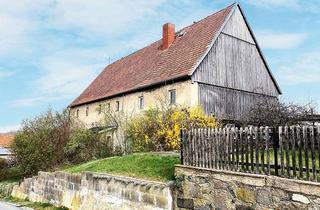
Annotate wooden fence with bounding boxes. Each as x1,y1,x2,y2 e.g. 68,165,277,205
181,125,320,182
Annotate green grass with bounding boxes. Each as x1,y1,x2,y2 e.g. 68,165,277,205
64,153,180,182
222,149,320,179
233,149,319,168
0,195,68,210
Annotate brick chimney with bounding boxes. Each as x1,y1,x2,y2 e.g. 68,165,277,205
162,23,175,50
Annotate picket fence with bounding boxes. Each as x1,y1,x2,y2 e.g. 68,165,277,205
181,125,320,182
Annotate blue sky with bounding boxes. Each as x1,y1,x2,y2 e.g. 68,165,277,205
0,0,319,132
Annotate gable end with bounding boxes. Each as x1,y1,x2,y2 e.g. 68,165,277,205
191,4,281,96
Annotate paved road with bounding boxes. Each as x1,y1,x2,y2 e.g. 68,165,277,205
0,201,23,210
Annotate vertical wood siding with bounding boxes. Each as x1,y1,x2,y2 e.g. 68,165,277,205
192,7,279,97
222,7,254,44
199,84,277,120
193,33,279,97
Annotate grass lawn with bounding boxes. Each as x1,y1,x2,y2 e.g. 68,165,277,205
64,153,180,182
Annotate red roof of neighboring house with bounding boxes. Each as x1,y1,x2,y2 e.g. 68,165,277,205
0,134,14,148
70,4,235,107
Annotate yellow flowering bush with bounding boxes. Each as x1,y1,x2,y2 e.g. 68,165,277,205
126,106,218,151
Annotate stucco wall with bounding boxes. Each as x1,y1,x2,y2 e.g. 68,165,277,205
12,171,173,210
175,165,320,210
70,80,199,128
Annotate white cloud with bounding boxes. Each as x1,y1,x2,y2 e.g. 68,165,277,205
48,0,167,38
0,124,20,133
246,0,299,9
246,0,320,12
0,70,14,79
13,95,71,107
256,31,307,50
13,48,105,107
36,58,100,96
0,0,49,56
9,0,218,107
279,51,320,84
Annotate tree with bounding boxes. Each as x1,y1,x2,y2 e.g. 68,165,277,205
12,109,73,175
11,108,104,176
99,106,134,154
240,98,317,127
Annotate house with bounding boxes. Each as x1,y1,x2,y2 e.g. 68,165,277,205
0,134,14,159
69,3,281,148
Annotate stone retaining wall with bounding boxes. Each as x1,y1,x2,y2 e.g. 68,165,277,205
0,181,18,197
175,165,320,210
11,171,173,210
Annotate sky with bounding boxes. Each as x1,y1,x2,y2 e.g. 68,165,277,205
0,0,319,133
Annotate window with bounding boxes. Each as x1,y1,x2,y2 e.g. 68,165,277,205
138,96,144,110
76,109,79,118
169,89,176,105
98,104,102,114
106,103,110,111
115,101,120,111
86,106,89,116
106,135,113,149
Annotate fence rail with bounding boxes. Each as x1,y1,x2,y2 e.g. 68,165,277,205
181,125,320,182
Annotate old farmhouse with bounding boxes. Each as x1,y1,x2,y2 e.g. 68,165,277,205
69,3,281,148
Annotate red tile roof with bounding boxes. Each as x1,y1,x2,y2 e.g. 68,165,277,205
0,134,14,148
70,4,235,107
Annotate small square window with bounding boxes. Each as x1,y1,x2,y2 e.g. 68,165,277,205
138,96,144,110
86,106,89,116
115,101,120,111
169,89,176,105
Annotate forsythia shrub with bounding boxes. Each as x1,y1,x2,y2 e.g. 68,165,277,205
126,106,218,151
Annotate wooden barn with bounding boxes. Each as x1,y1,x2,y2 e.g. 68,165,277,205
70,3,281,134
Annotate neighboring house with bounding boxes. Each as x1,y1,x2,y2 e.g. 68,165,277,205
0,134,14,159
69,3,281,148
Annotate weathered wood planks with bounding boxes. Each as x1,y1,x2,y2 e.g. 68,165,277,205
181,125,320,182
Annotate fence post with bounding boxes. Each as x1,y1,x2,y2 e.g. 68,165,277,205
181,129,184,165
273,127,279,176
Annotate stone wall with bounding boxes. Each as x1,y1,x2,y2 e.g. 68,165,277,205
175,165,320,210
11,171,173,210
0,181,18,197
